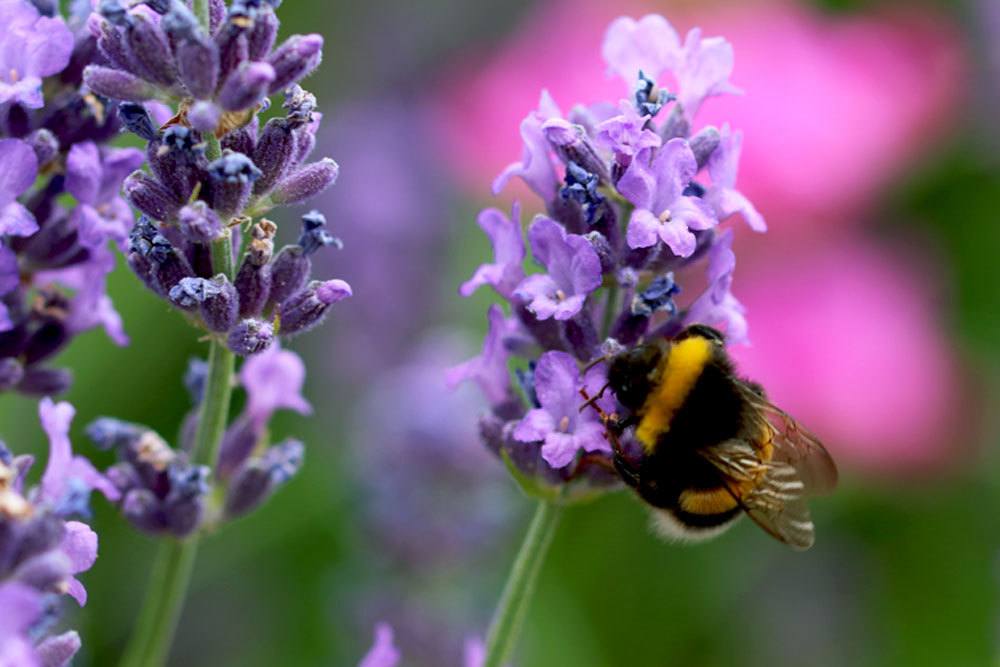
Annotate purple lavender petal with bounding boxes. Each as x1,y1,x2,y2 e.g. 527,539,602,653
706,124,766,231
675,28,742,119
60,520,97,606
65,142,102,205
239,344,312,425
459,203,525,299
0,0,73,107
445,304,519,407
35,631,81,667
358,623,400,667
492,91,561,201
602,14,681,85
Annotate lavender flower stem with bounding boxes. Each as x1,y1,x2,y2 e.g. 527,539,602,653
193,0,210,30
120,341,234,666
483,500,563,667
119,540,199,667
601,285,620,339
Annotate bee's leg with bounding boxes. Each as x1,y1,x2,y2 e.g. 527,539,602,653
613,452,640,488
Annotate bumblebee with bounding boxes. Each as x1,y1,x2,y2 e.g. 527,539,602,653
586,324,837,550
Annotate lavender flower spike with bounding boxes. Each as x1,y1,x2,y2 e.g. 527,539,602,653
460,203,525,299
513,216,601,321
512,351,613,468
618,138,717,256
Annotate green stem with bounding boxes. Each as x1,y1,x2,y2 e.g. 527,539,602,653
601,285,620,340
193,0,209,30
118,341,235,667
483,501,563,667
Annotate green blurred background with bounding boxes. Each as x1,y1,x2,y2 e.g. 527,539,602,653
4,0,1000,664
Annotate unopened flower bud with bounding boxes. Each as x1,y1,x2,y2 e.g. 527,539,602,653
207,150,261,218
169,274,239,332
234,224,274,317
0,359,25,390
163,462,209,536
219,61,275,112
124,170,181,221
583,231,615,274
178,201,224,243
122,488,163,533
267,245,308,307
27,129,60,167
125,11,177,86
17,367,73,395
247,5,279,60
543,119,610,183
226,319,274,356
83,65,157,102
163,4,220,99
689,126,720,169
266,33,322,93
278,279,351,336
36,632,81,667
188,101,221,133
270,158,338,206
252,118,295,195
117,102,159,141
225,439,304,518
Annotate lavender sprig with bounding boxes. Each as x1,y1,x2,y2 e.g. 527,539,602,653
0,1,138,395
0,399,119,666
451,14,764,667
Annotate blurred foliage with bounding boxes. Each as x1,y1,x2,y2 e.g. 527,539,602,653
0,0,997,665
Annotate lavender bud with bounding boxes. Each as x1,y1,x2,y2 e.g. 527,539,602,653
124,170,182,221
266,33,322,93
278,279,351,337
127,251,160,295
17,367,72,395
291,124,316,167
117,102,159,141
86,417,146,451
247,5,279,60
234,221,274,316
149,126,207,202
83,66,157,102
36,632,82,667
689,126,721,169
224,439,304,518
26,129,59,167
163,4,220,99
584,231,615,274
564,313,599,361
183,103,217,135
169,274,239,332
207,150,261,218
122,488,164,533
23,320,68,365
543,119,610,182
221,117,257,155
215,24,249,86
661,104,690,140
98,0,130,27
218,61,275,112
267,245,309,307
0,358,24,390
184,357,209,404
125,12,178,87
178,201,223,243
270,158,338,206
226,319,274,356
251,118,295,195
216,414,256,480
297,210,341,254
163,462,209,536
96,20,135,73
631,273,680,317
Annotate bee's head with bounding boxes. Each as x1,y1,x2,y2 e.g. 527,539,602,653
675,324,726,346
608,343,663,410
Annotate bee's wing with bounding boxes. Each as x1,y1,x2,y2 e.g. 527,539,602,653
699,439,817,550
740,386,839,496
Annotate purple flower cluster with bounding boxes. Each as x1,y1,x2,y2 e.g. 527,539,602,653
79,0,349,354
358,623,486,667
452,14,764,498
86,344,308,536
0,398,118,665
0,0,137,395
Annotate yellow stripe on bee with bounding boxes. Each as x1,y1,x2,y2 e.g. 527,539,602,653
635,336,713,452
678,487,740,515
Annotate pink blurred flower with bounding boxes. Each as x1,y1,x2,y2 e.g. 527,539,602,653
729,236,965,475
432,0,964,222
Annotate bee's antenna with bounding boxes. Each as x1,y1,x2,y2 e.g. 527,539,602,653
578,387,626,457
581,354,611,373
